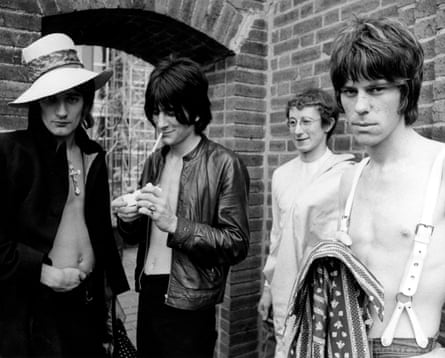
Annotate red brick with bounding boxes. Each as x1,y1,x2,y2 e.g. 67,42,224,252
229,54,268,70
315,0,346,12
324,8,339,25
224,138,265,152
301,3,313,18
415,0,436,18
230,69,266,86
213,4,237,43
341,0,379,20
291,45,321,65
226,97,266,112
226,124,265,138
273,37,299,56
272,68,297,83
226,111,266,125
415,17,436,39
0,29,38,48
316,22,344,43
179,0,196,24
1,0,41,13
279,25,293,42
273,8,299,27
0,47,21,65
293,16,322,35
248,192,264,206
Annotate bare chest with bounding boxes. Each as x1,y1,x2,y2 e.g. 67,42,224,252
349,168,445,291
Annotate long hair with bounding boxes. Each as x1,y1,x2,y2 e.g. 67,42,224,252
144,57,212,134
330,16,424,125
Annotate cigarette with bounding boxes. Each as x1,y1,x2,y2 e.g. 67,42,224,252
150,133,163,154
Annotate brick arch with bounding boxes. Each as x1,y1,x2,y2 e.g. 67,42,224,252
37,0,252,67
42,8,234,67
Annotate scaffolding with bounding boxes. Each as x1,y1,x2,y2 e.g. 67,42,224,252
87,47,155,199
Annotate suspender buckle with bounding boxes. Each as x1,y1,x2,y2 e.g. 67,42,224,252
414,223,434,244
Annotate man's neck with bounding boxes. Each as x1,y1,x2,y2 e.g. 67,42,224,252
366,125,417,166
169,133,202,158
300,144,328,163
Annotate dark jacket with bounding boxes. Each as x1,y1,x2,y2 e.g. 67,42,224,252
119,135,250,310
0,119,129,355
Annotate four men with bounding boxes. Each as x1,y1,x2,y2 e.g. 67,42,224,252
2,12,443,358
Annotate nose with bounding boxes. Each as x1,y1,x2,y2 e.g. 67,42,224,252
294,120,304,135
354,90,370,114
156,112,168,128
56,99,67,118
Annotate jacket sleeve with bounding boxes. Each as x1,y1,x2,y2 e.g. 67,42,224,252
167,154,250,267
0,139,45,289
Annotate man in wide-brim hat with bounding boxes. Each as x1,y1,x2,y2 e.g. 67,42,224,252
0,33,129,357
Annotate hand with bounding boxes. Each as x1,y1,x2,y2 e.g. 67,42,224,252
137,183,178,233
258,287,273,320
40,264,87,292
111,195,141,223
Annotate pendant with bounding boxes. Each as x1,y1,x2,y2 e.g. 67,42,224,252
68,162,82,196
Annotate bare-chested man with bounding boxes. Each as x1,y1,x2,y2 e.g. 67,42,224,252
0,33,129,357
112,57,250,358
330,16,445,357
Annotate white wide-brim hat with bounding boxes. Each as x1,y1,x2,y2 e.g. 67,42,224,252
9,33,112,106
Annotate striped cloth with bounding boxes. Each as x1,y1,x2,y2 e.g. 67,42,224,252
286,241,384,358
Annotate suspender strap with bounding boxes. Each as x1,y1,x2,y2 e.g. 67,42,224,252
399,148,445,296
381,148,445,348
339,157,370,233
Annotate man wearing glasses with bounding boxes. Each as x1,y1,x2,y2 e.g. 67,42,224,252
258,88,353,357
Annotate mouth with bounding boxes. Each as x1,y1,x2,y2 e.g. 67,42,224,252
351,122,376,128
296,137,309,142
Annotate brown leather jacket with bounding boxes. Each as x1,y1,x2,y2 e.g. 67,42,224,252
118,136,250,310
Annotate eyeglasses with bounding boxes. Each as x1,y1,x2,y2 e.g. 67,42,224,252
287,118,320,129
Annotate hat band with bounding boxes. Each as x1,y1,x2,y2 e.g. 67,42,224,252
26,49,84,82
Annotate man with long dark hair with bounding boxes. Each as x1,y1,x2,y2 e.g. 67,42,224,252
112,57,250,358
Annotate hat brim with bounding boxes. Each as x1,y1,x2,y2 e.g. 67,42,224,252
9,67,113,106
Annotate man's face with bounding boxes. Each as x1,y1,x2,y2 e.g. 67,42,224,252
340,79,404,147
288,106,330,162
153,109,196,148
39,89,84,140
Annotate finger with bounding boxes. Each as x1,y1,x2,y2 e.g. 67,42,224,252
138,207,152,217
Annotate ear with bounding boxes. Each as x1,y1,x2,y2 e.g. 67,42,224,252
323,117,335,134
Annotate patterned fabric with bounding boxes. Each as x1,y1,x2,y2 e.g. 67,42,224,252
26,49,83,81
286,241,384,358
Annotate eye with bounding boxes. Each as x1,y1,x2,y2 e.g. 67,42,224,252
287,119,297,127
165,110,175,117
40,96,57,105
366,86,387,95
302,119,312,126
340,88,357,98
66,95,81,104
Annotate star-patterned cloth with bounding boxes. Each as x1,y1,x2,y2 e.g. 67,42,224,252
286,241,384,358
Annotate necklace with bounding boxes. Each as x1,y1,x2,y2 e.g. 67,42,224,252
68,161,82,196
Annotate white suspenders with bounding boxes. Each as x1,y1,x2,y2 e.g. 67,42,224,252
340,149,445,348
